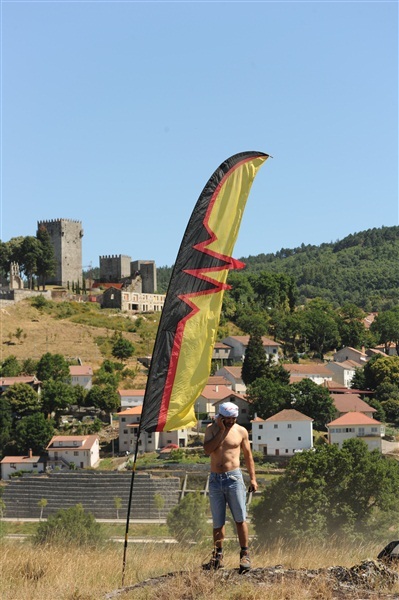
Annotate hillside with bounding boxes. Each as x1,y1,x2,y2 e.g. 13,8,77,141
157,226,399,309
0,300,151,387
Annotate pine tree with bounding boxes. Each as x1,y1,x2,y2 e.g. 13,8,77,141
241,333,267,385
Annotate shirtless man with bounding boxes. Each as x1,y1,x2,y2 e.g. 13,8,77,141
203,401,258,571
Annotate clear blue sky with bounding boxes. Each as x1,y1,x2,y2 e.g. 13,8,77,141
1,1,398,270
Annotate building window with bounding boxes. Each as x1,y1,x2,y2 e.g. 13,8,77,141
258,436,261,440
276,437,280,441
274,424,278,429
285,449,289,453
259,424,263,430
298,437,301,441
287,424,292,429
121,418,126,422
74,451,78,456
123,429,128,434
371,427,378,432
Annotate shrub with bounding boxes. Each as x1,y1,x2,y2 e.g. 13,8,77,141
167,493,208,544
34,504,105,547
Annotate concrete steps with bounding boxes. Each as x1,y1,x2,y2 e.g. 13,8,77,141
2,472,180,520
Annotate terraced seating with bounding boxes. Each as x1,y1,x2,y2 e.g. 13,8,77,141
2,471,180,519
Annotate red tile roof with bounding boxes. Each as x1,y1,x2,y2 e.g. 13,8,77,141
283,363,332,376
328,412,381,426
331,394,376,414
118,389,146,397
118,406,143,416
69,366,93,376
264,409,313,422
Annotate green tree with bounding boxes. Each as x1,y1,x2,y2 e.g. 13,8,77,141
241,333,267,386
0,398,13,456
336,303,368,349
380,400,399,425
0,355,21,377
167,493,208,543
36,352,70,383
41,380,75,421
111,335,135,362
371,307,399,355
3,383,41,418
301,298,341,360
290,379,336,431
252,439,399,544
34,504,104,547
38,498,48,520
86,384,120,424
15,412,54,454
153,493,165,523
247,378,291,420
21,358,38,376
114,496,122,519
36,225,56,290
20,236,42,289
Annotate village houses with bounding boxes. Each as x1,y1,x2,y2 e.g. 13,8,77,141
1,450,45,479
69,365,93,390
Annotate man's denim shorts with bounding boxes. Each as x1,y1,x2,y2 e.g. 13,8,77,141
208,468,247,528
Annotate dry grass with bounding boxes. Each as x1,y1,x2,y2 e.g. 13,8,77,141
2,539,396,600
0,300,148,387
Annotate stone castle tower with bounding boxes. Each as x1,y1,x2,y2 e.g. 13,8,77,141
37,219,83,287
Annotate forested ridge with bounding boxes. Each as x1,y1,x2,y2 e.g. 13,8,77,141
241,226,399,310
158,226,399,310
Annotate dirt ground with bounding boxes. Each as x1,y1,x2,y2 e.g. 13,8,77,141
0,300,147,386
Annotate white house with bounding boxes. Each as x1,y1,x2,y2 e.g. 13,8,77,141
282,363,333,385
0,450,44,479
251,409,313,456
69,365,93,390
327,412,385,451
0,376,42,394
333,347,368,365
215,366,246,393
118,406,188,454
46,435,100,469
196,385,242,418
118,389,145,408
325,360,358,388
222,336,280,363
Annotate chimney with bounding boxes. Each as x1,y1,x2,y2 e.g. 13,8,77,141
28,448,33,458
215,385,218,392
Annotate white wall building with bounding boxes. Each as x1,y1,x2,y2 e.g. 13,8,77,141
327,412,385,451
252,409,314,456
215,366,246,393
1,450,44,479
69,365,93,390
46,435,100,469
325,360,357,388
118,389,145,408
222,336,280,363
333,347,368,365
118,406,188,454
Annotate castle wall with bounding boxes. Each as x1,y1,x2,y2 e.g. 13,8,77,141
131,260,157,293
38,219,83,287
100,255,131,282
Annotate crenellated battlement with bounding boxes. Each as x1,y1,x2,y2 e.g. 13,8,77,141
38,218,82,225
100,254,131,260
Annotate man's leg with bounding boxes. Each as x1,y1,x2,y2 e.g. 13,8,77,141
235,521,249,548
213,525,225,550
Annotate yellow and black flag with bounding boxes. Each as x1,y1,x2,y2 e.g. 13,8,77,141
140,151,269,433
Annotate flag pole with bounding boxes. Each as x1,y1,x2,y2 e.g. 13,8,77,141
121,425,142,586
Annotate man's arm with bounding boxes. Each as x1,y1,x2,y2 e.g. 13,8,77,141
241,429,258,492
203,418,227,455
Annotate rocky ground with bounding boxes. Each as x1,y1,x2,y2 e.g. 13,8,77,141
105,560,399,599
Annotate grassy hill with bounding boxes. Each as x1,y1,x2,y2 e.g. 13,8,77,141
0,298,158,386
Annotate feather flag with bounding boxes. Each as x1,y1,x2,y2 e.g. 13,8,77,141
140,151,269,433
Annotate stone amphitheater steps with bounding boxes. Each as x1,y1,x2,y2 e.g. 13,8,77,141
2,471,180,520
